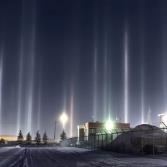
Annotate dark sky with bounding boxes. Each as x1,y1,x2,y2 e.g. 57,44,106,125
0,0,167,138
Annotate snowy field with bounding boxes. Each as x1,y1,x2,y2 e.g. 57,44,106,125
0,147,167,167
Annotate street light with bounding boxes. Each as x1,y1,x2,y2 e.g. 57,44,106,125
59,112,68,129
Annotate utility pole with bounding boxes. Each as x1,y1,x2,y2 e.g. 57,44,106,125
54,121,57,140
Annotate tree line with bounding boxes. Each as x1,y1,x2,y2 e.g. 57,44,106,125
17,130,48,144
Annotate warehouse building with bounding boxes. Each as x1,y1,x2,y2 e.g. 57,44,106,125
77,121,130,142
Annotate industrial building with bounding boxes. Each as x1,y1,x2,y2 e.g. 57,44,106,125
77,121,130,142
158,113,167,131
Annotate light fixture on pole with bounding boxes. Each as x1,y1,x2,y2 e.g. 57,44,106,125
53,120,57,140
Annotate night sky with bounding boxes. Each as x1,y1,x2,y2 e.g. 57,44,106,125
0,0,167,138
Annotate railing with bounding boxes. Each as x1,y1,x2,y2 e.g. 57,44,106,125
64,126,167,155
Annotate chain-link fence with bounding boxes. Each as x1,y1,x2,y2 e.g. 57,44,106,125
64,125,167,155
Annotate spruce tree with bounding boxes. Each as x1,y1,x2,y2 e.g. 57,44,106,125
17,130,24,142
60,130,67,141
26,132,32,144
43,132,48,144
35,131,41,144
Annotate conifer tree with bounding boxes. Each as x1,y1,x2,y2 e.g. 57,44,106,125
60,130,67,141
43,132,48,144
17,130,24,142
26,132,32,144
35,131,41,144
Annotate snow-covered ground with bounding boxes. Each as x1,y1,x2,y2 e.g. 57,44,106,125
0,147,166,167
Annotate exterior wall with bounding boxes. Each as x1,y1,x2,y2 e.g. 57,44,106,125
79,128,84,141
78,122,130,142
115,123,130,129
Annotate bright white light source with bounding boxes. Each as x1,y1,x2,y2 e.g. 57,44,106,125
105,118,114,132
161,114,167,124
60,112,68,129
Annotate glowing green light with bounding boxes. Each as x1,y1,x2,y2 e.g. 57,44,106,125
105,118,114,132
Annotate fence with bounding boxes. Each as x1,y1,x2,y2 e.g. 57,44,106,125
64,125,167,155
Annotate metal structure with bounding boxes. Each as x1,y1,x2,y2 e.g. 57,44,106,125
64,126,167,155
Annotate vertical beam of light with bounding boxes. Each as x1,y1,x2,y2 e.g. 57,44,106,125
92,4,98,122
107,53,112,121
17,38,24,134
140,41,145,124
103,35,108,121
124,29,129,123
37,86,41,131
37,63,42,131
26,1,36,133
162,4,167,111
162,39,167,110
139,2,145,125
0,50,3,135
70,84,74,138
62,86,67,111
16,1,24,134
102,3,112,121
93,46,97,122
147,106,152,124
141,68,144,124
